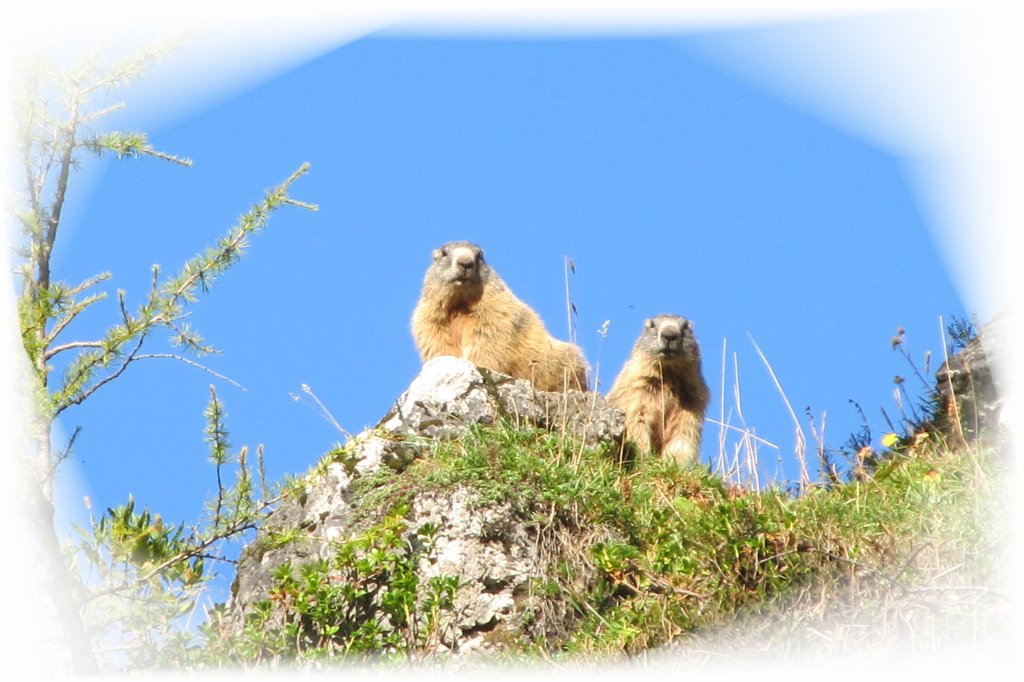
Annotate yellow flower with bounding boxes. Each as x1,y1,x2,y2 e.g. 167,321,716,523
881,433,900,449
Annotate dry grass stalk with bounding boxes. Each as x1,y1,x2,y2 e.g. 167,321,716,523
748,334,810,491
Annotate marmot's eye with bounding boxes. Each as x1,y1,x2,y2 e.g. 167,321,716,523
645,318,656,329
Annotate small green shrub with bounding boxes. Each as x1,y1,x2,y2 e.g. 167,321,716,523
192,506,462,666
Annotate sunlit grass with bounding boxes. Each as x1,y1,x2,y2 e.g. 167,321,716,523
182,317,1007,669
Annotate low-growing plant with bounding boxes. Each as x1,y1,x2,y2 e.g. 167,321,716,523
142,377,1002,670
191,505,463,667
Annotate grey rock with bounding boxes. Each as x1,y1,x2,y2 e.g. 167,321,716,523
223,356,625,649
934,315,1010,445
379,356,498,438
409,486,537,648
376,356,625,447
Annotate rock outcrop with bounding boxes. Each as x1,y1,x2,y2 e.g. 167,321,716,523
220,319,1012,664
224,356,625,655
933,314,1011,447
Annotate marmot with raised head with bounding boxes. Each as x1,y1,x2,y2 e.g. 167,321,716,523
411,240,589,392
606,314,710,465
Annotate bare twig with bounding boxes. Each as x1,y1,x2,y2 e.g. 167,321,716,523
294,384,350,438
716,337,728,479
45,292,109,349
938,315,966,447
749,333,810,491
45,340,106,359
56,334,147,415
705,417,779,450
564,255,576,345
135,354,246,391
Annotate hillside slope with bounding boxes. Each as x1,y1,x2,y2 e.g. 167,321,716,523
193,321,1012,672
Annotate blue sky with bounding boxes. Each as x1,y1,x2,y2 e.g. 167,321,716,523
4,4,1020,621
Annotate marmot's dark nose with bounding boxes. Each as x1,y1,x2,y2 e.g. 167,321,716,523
660,325,680,342
456,254,475,270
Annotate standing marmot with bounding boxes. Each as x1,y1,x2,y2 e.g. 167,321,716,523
411,240,589,392
606,314,710,465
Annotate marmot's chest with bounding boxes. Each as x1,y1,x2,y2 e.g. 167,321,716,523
640,375,682,400
439,306,480,349
446,307,473,339
635,375,697,419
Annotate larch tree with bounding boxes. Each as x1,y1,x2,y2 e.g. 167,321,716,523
11,40,316,673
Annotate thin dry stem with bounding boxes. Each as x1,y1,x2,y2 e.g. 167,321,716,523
938,315,966,446
748,334,810,491
135,354,246,391
563,255,576,345
295,384,351,440
716,337,728,481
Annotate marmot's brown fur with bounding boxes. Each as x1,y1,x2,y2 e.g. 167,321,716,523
411,241,589,392
606,314,710,465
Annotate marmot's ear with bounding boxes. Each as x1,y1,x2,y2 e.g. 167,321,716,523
433,247,446,261
682,318,693,333
644,317,656,330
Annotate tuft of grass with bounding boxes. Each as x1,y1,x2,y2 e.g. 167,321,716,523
189,308,1007,669
328,415,1004,664
664,432,1007,664
348,421,629,530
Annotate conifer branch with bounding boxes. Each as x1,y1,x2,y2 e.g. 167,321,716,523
79,102,126,125
155,163,316,315
43,291,108,355
78,41,186,98
134,493,288,585
82,131,192,166
46,340,106,359
48,165,312,414
13,35,304,674
67,271,113,297
205,386,229,529
39,97,79,291
56,334,147,415
54,426,83,469
135,354,245,390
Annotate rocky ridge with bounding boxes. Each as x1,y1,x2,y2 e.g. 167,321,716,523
222,319,1011,662
225,356,626,654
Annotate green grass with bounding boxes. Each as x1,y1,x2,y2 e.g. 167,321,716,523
194,416,1005,668
348,422,631,529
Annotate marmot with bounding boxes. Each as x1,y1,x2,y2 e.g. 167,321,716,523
606,314,710,465
411,240,589,392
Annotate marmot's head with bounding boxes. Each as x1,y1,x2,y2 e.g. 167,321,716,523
635,314,701,364
425,241,493,300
